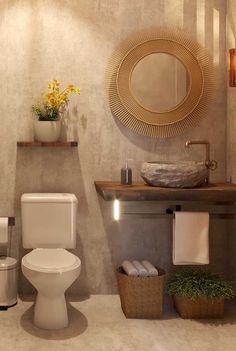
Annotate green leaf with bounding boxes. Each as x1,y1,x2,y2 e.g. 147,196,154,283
167,268,235,300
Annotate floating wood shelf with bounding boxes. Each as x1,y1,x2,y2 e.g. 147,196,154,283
95,181,236,202
17,141,78,147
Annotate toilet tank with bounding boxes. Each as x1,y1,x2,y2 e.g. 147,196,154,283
21,193,78,249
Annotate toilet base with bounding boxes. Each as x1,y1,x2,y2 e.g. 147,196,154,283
34,293,68,330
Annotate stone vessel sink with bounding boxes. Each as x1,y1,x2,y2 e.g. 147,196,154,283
141,161,208,188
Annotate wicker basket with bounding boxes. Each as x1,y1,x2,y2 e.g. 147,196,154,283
116,266,165,319
173,296,224,319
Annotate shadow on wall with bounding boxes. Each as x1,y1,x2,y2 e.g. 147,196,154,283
97,199,173,294
96,198,230,295
14,147,90,297
95,0,230,291
228,0,236,46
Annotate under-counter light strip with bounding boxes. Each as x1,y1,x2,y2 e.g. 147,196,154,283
113,200,120,221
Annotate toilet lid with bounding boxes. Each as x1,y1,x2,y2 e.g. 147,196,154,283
22,248,80,273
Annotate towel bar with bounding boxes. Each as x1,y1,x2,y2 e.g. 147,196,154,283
121,212,236,219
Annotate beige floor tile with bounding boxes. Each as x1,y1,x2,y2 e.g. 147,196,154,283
0,295,236,351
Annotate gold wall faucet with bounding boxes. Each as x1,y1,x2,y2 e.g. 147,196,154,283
185,140,218,183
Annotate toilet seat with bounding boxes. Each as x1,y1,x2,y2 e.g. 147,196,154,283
22,248,81,273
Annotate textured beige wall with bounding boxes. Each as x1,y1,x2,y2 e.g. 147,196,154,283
0,0,228,295
227,0,236,290
227,0,236,182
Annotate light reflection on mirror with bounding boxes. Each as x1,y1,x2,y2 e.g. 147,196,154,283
130,53,188,113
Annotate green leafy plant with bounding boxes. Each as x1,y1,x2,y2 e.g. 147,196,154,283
167,268,234,300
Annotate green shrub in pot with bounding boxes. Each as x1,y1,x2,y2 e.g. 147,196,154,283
167,268,234,318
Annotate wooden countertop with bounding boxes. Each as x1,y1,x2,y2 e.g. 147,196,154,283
95,181,236,202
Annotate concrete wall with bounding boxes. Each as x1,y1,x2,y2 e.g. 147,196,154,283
227,0,236,290
0,0,228,295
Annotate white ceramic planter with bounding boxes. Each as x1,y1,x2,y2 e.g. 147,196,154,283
34,120,61,142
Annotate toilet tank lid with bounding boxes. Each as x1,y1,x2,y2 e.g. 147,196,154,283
21,193,78,203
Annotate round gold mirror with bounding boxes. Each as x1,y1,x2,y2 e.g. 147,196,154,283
107,28,214,138
130,53,188,113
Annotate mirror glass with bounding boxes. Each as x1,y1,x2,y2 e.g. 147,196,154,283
130,53,188,113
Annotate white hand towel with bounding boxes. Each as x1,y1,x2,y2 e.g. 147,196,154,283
121,260,138,276
173,212,209,265
142,260,159,276
132,260,149,276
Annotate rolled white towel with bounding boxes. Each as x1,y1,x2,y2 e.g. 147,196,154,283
142,260,159,276
132,260,149,276
121,260,138,276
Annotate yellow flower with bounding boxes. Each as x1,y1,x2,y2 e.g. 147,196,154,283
35,80,80,117
53,79,61,86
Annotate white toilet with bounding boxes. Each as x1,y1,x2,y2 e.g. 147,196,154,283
21,193,81,330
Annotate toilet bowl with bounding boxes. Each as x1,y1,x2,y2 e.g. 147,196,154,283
21,193,80,330
22,248,81,330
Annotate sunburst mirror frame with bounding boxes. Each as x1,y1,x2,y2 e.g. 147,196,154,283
107,27,214,138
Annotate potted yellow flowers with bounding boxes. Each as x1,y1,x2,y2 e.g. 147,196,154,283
32,80,80,142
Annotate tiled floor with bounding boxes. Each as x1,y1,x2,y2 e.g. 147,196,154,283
0,295,236,351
